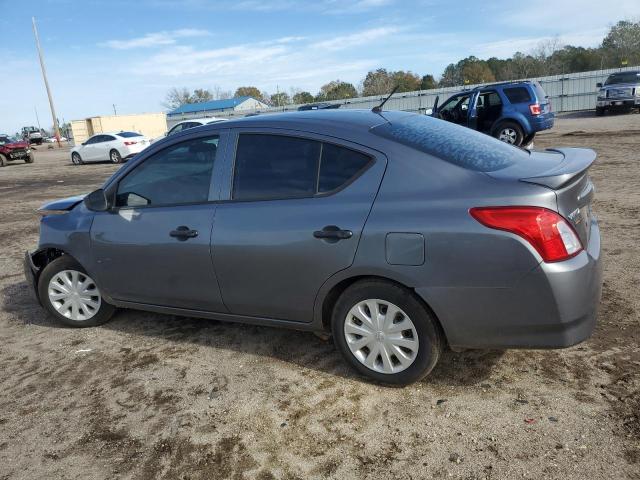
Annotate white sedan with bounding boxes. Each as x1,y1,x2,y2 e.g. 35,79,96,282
71,131,150,164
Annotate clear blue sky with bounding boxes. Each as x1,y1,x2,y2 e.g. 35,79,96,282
0,0,636,134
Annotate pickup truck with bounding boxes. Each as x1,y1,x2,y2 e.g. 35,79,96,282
21,126,44,145
0,135,34,166
596,71,640,115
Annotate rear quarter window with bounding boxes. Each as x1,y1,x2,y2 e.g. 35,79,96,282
372,114,529,172
503,87,532,104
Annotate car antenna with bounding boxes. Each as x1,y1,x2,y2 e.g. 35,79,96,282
372,85,399,113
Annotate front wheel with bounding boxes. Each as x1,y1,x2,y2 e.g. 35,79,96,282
38,256,115,327
24,153,34,164
0,154,6,167
595,107,605,116
71,152,83,165
493,121,524,146
332,280,443,385
110,149,122,164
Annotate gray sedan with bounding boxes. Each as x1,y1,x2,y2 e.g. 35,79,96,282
24,110,602,385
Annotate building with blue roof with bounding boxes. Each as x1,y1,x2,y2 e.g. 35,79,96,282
167,96,269,122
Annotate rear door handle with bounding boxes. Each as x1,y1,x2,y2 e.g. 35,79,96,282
313,225,353,241
170,225,198,240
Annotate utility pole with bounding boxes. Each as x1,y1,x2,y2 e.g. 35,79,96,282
32,17,61,147
34,106,41,130
112,104,117,115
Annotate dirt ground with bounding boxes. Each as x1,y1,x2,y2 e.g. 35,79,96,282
0,112,638,480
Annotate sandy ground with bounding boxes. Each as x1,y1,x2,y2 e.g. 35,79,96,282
0,112,638,480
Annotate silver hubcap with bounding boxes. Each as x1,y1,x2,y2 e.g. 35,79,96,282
48,270,101,321
499,128,517,144
72,154,79,164
111,152,118,162
344,299,419,374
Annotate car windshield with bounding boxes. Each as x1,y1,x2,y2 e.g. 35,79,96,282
372,114,529,172
0,136,17,144
605,72,640,85
116,131,143,138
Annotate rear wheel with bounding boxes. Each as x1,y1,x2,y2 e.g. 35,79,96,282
493,121,524,146
332,280,443,385
38,256,115,327
110,149,122,164
71,152,83,165
24,153,34,164
595,107,605,116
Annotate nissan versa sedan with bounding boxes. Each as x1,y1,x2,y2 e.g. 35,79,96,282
24,110,602,385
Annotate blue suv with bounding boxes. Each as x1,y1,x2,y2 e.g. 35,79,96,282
430,81,554,147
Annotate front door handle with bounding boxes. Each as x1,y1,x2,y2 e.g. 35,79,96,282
170,225,198,240
313,225,353,242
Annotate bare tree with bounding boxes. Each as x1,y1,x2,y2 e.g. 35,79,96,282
162,87,193,109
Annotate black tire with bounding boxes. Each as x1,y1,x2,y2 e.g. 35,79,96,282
38,256,115,328
595,107,605,116
110,149,122,164
331,279,443,386
24,153,34,164
0,154,6,167
493,121,524,146
71,152,83,165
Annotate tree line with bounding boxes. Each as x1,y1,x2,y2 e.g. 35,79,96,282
164,19,640,109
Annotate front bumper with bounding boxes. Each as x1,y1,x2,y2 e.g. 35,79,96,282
23,250,42,304
418,217,603,349
597,98,640,108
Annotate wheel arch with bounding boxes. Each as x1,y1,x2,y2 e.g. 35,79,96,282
316,273,449,346
493,115,530,135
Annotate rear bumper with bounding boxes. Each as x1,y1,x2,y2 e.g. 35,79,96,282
122,143,149,158
529,114,555,132
418,217,603,349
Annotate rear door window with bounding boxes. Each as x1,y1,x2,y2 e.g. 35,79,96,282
232,134,373,200
318,143,371,193
503,87,532,104
233,134,320,200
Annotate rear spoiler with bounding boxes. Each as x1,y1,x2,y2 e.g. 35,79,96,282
520,148,597,189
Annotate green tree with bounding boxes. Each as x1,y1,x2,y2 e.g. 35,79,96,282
234,86,262,99
270,92,291,106
391,70,421,92
420,74,438,90
601,20,640,66
317,80,358,101
362,68,393,96
461,61,496,84
292,91,314,104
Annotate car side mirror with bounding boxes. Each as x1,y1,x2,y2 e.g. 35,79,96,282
84,189,109,212
596,82,602,88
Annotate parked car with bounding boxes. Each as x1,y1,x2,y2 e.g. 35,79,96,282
0,135,34,166
165,117,227,137
24,110,602,385
45,136,68,143
21,126,44,145
297,103,341,111
428,80,554,147
70,131,150,164
595,71,640,116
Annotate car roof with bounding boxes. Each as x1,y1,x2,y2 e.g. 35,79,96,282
204,109,410,132
173,117,225,124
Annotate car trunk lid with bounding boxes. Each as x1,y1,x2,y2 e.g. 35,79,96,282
487,147,597,246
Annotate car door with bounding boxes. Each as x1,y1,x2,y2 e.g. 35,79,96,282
467,91,481,131
211,130,387,323
99,134,118,160
90,131,230,312
80,135,100,161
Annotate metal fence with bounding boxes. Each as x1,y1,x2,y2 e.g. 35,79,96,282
168,65,639,125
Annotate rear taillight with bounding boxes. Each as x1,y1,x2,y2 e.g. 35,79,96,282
529,104,541,115
470,206,583,262
124,141,137,146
